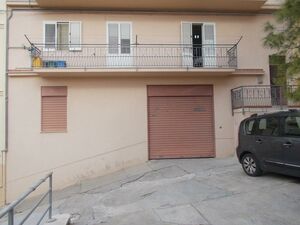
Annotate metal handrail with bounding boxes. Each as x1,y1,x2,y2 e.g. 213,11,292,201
32,43,237,46
231,85,283,91
231,85,300,114
0,172,54,225
28,43,238,69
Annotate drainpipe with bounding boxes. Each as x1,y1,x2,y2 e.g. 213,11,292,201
5,8,13,152
2,8,13,204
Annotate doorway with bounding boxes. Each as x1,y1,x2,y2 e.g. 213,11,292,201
192,24,203,67
181,22,215,68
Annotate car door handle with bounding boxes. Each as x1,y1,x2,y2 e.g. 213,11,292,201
256,139,263,144
283,142,292,148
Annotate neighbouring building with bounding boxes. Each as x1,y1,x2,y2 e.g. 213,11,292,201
0,0,6,205
5,0,297,202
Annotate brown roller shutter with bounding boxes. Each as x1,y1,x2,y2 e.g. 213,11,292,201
148,85,215,159
41,86,67,132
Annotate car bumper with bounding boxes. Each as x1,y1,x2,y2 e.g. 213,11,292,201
236,146,242,163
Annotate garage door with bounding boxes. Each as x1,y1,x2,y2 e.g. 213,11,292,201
148,85,215,159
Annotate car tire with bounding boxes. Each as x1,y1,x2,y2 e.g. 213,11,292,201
241,153,263,177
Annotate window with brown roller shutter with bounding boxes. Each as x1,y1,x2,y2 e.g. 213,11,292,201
41,86,67,133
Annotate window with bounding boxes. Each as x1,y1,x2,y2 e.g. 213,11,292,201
256,117,279,136
108,23,118,54
284,116,300,136
45,23,56,49
245,119,255,135
41,86,67,133
108,22,131,54
120,23,131,54
57,22,69,50
44,21,81,50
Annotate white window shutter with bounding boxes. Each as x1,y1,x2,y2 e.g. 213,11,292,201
181,23,192,45
203,24,215,45
181,23,192,67
108,23,119,54
44,23,56,49
203,23,216,67
69,21,81,51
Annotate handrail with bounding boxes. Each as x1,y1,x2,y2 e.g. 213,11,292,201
31,43,237,47
28,43,238,69
231,85,300,114
231,85,284,92
0,172,54,225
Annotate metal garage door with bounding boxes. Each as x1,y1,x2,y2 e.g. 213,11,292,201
148,85,215,159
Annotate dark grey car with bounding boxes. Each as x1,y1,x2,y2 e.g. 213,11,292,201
237,110,300,177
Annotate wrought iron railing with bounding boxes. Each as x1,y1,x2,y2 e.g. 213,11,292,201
231,85,300,112
29,44,238,69
0,173,54,225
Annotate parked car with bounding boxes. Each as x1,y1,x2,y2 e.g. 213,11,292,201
237,109,300,177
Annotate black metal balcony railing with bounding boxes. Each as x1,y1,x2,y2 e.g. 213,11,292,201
29,44,238,69
231,85,300,112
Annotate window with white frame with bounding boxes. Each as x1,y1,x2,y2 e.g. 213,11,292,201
107,22,131,54
44,21,81,50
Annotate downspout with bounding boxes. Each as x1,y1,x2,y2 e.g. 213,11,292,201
3,8,13,204
5,8,13,151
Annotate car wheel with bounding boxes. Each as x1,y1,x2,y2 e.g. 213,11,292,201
241,154,263,177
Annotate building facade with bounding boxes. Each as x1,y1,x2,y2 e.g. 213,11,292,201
5,0,295,202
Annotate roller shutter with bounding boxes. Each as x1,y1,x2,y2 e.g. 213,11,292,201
41,86,67,132
148,85,215,159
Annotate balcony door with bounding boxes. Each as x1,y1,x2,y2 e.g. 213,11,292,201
192,24,203,67
181,22,216,68
107,22,132,67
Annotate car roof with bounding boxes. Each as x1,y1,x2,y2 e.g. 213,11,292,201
243,110,300,122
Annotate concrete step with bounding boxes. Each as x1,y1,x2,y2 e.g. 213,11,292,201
44,214,70,225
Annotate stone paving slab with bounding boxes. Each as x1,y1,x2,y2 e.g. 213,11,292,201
154,204,209,225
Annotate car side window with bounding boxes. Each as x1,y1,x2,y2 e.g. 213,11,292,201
284,116,300,136
245,119,255,135
256,117,279,136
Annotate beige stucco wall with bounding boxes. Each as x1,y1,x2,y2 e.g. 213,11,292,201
6,11,278,201
9,11,274,83
7,74,258,201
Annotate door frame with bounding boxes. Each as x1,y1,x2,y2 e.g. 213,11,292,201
146,84,216,160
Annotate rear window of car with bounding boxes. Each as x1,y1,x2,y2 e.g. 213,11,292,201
284,116,300,136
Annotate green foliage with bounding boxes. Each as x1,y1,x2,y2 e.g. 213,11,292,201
264,0,300,99
269,54,287,85
287,86,300,101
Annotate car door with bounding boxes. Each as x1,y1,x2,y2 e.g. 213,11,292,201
280,115,300,176
254,117,285,172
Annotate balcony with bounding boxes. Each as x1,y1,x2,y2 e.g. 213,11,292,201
29,44,238,74
231,85,300,113
32,0,267,12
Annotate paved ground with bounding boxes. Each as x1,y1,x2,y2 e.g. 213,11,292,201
8,157,300,225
